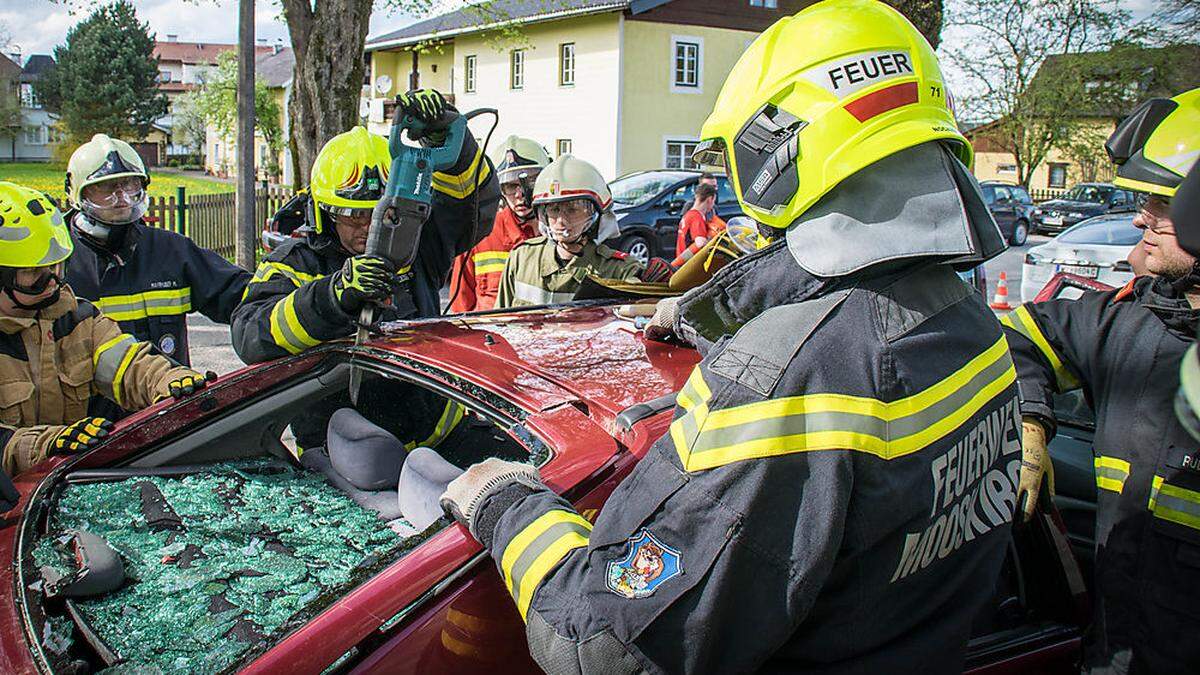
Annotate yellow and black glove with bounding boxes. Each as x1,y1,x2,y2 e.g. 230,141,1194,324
51,417,114,456
397,89,448,122
168,371,215,400
331,254,397,313
1017,417,1055,522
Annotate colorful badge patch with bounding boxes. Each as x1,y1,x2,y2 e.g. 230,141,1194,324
605,529,682,599
158,333,176,355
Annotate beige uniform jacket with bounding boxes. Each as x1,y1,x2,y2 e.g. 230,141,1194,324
496,237,645,309
0,288,195,475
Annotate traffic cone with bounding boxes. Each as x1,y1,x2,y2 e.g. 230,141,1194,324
990,272,1014,310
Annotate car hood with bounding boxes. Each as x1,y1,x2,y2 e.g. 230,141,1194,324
367,304,699,427
1038,200,1105,214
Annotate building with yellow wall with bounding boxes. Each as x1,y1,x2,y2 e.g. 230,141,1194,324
204,47,294,186
365,0,809,180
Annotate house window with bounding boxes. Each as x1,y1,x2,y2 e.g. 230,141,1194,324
23,125,47,146
19,83,38,109
998,163,1017,175
510,49,525,90
671,37,702,92
559,43,575,87
464,55,477,93
749,0,778,6
556,139,572,157
665,139,699,170
1048,163,1068,189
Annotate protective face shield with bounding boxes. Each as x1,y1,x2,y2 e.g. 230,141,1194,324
538,198,597,248
79,176,148,227
500,168,541,220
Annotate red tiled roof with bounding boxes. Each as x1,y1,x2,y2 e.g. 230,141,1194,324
154,41,273,66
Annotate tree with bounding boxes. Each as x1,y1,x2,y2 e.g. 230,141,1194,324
1156,0,1200,41
885,0,943,48
945,0,1135,188
34,1,167,148
171,91,209,160
0,22,22,160
191,51,284,177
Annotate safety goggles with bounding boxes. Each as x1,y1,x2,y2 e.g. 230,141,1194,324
328,207,374,229
538,199,595,223
81,178,145,209
2,263,63,295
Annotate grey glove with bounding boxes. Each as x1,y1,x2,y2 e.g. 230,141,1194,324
440,458,544,541
644,296,683,344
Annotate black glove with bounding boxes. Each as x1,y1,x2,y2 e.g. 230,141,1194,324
51,417,114,456
0,468,18,513
331,254,398,313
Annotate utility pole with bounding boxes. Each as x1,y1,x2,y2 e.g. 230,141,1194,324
235,0,257,270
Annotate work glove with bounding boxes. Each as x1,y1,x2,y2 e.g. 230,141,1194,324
1,468,18,513
640,257,674,283
1017,417,1054,522
396,89,455,144
331,254,398,313
50,418,114,456
168,371,216,400
440,457,544,541
644,296,684,344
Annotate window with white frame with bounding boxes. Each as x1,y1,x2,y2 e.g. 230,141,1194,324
749,0,778,6
510,49,525,90
998,163,1017,174
559,43,575,86
664,139,699,170
19,83,38,109
671,38,702,92
23,125,48,146
464,55,477,93
556,139,572,157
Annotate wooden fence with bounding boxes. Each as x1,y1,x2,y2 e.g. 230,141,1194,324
146,184,293,261
1029,188,1068,203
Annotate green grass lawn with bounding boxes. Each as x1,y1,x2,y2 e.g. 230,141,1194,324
0,163,233,202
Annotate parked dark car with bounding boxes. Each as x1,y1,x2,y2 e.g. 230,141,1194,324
981,181,1035,246
1033,183,1137,235
261,192,309,253
608,170,745,262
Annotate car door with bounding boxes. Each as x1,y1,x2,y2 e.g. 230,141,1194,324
991,186,1017,238
1047,390,1097,580
1108,190,1134,213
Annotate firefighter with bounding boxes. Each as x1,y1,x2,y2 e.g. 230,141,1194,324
63,134,251,370
232,89,498,452
495,154,645,308
1008,88,1200,674
439,2,1015,672
0,182,208,478
449,135,550,312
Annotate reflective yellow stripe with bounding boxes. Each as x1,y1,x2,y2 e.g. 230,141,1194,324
409,401,466,449
1149,475,1200,530
433,146,491,199
111,341,140,408
500,510,591,620
93,333,139,406
96,288,192,322
1094,456,1131,494
473,251,509,276
244,262,325,300
672,336,1016,471
268,292,321,355
1000,305,1079,392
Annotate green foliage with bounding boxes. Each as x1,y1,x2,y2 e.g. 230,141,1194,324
192,51,284,178
34,1,167,148
171,91,209,158
2,163,232,203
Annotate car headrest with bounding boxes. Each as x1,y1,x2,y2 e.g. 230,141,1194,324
398,447,464,531
327,408,407,491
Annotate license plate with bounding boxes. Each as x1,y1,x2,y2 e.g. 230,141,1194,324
1056,264,1099,278
1043,216,1063,226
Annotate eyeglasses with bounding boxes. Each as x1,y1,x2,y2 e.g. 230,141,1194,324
500,182,526,198
1134,193,1173,234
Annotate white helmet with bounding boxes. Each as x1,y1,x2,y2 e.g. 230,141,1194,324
490,135,551,185
531,154,619,244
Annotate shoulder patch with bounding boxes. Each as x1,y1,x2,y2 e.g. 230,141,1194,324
1112,278,1138,303
606,529,683,599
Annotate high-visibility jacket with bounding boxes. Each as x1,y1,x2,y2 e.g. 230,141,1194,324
448,206,538,312
1002,275,1200,674
65,218,251,366
0,288,195,475
495,237,644,309
474,244,1019,674
232,135,497,449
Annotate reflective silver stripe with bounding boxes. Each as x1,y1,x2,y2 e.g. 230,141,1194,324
94,335,137,393
269,295,309,354
512,280,574,306
508,520,590,607
688,349,1015,458
97,289,192,320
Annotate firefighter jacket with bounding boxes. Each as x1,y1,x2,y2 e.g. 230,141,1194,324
475,242,1021,674
65,218,252,366
0,287,196,475
495,237,644,309
1001,275,1200,674
449,206,539,313
231,136,496,449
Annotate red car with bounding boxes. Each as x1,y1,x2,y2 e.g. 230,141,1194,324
1,303,1085,674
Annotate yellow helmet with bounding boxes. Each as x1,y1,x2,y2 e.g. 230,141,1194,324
1106,88,1199,198
693,0,969,230
0,182,73,268
309,127,391,234
65,133,149,208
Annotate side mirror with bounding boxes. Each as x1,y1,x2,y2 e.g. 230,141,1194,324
666,199,687,215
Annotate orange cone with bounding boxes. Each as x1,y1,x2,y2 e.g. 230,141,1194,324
990,271,1014,310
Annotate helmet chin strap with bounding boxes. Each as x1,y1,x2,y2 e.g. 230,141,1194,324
5,285,62,311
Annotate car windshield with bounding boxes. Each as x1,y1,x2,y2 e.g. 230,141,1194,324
1056,215,1141,245
610,173,686,207
1062,185,1112,204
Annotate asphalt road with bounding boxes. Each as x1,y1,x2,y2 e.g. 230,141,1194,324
982,234,1051,309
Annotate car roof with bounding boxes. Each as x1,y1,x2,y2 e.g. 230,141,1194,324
362,304,700,426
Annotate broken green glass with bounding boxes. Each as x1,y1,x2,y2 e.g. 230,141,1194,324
36,460,421,674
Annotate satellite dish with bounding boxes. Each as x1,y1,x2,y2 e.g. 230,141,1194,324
375,75,393,96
